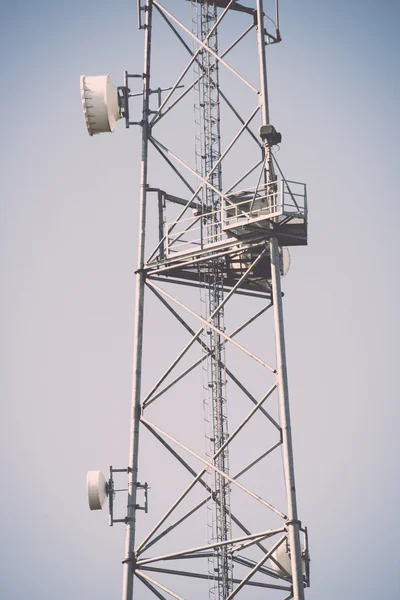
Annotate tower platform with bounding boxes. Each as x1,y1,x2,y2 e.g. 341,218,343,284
223,179,307,246
144,177,306,297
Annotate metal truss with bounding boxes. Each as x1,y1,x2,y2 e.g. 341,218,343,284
118,1,310,600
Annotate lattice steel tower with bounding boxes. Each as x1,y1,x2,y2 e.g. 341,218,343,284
82,2,310,600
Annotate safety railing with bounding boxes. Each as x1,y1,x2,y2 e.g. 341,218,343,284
165,207,224,257
164,179,307,256
223,179,307,233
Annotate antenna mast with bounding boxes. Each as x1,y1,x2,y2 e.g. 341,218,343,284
81,2,310,599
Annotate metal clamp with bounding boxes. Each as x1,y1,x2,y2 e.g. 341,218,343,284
119,71,145,128
137,0,146,30
135,482,149,513
107,466,149,526
119,72,184,128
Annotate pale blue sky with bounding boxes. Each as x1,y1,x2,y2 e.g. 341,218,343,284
1,1,399,599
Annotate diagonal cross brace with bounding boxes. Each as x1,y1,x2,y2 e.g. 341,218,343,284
226,536,287,599
143,300,272,409
139,424,283,559
154,104,260,250
141,416,286,518
134,571,168,600
137,528,286,567
136,404,285,555
143,282,280,430
147,279,276,373
138,566,291,591
135,571,184,600
153,0,258,94
151,6,255,129
151,0,240,120
143,246,272,404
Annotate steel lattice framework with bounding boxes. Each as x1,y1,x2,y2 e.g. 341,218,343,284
87,1,311,599
192,2,233,598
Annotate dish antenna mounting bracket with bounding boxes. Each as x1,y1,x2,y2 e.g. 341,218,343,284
87,466,149,526
108,466,149,526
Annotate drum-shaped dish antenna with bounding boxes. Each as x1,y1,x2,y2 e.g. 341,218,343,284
80,75,121,136
87,470,107,510
272,540,306,577
280,246,291,276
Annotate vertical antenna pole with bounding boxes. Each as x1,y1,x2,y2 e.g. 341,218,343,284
122,1,152,599
256,1,305,598
256,0,274,187
270,237,305,600
275,0,281,40
256,0,270,126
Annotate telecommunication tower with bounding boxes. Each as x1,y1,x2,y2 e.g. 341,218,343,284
82,1,310,600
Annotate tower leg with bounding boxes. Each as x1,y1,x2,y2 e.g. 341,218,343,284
270,236,305,600
122,2,153,599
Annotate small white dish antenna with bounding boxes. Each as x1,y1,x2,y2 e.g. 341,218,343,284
80,75,121,136
272,540,306,577
87,470,107,510
280,246,291,277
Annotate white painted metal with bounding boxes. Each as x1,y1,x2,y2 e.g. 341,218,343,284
87,470,107,510
272,539,306,577
80,75,121,135
122,3,153,599
281,247,291,276
270,236,305,600
81,2,310,599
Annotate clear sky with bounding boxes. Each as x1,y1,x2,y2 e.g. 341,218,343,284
1,1,399,599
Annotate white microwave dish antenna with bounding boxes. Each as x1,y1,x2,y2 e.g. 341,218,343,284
80,75,121,136
281,246,291,276
272,540,306,577
87,470,107,510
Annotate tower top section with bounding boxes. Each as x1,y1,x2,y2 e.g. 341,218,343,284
186,0,256,15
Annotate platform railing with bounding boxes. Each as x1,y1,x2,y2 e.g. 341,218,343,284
165,206,224,257
164,180,307,257
223,179,307,232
